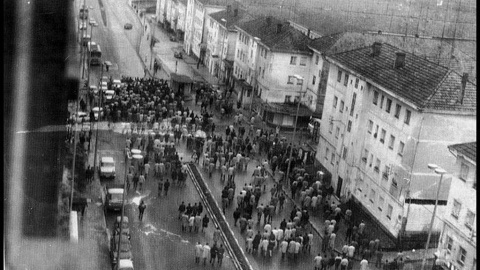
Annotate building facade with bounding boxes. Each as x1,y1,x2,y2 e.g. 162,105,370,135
436,142,476,270
317,42,476,243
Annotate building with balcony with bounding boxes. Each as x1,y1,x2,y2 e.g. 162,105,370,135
233,16,317,128
436,142,476,270
317,41,476,247
205,7,253,88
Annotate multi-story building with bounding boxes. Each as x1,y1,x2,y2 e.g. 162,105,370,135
205,8,253,86
436,142,476,270
233,16,317,127
184,0,232,60
317,42,476,245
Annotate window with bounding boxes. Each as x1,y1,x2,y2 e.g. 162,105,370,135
387,204,393,220
312,75,316,85
398,141,405,156
460,163,469,181
347,120,352,132
465,210,475,229
296,78,303,85
362,149,369,163
333,96,338,108
369,154,374,167
378,196,384,211
380,95,385,109
344,73,349,86
284,95,291,103
369,189,376,203
368,120,373,134
290,56,297,65
339,100,344,112
375,158,381,173
395,104,401,118
373,91,379,105
389,135,395,149
404,109,411,125
262,68,265,78
325,147,330,160
260,49,263,57
342,147,348,160
300,56,307,66
446,236,453,252
355,78,359,88
315,55,319,65
386,98,392,113
380,129,386,143
374,125,379,138
329,121,333,133
287,76,295,84
350,93,356,116
335,127,340,139
457,246,467,266
452,199,461,218
383,165,390,180
330,152,335,165
337,70,342,82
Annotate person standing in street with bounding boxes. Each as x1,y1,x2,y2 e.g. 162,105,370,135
138,200,146,221
314,254,323,270
202,243,210,266
375,248,384,268
217,244,224,266
202,214,209,233
138,173,145,192
209,244,218,265
195,242,203,263
163,179,170,196
360,257,369,270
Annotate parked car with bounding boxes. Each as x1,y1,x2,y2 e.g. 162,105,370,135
124,23,132,30
79,22,87,30
104,90,115,102
174,51,183,59
70,111,90,124
100,156,116,179
104,185,124,212
92,106,104,121
115,259,134,270
114,216,130,239
110,234,132,267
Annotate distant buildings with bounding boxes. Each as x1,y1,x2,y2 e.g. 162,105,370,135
436,142,476,270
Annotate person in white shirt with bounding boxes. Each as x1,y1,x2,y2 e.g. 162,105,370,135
261,238,269,257
348,245,355,259
293,240,301,260
264,223,272,235
202,243,211,266
195,242,203,263
314,254,322,270
280,240,288,259
276,228,284,245
246,236,254,253
340,257,349,270
360,258,369,270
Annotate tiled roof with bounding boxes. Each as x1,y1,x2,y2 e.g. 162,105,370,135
449,142,476,161
424,71,476,112
236,17,312,54
308,32,345,53
209,9,254,31
327,42,477,111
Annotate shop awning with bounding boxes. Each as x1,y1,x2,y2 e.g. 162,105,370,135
263,102,314,117
170,73,193,84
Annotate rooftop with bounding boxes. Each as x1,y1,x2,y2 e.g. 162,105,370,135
235,17,312,54
327,42,476,112
448,142,476,162
209,8,254,31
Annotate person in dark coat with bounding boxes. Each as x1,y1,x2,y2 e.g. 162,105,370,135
252,231,261,255
233,208,241,226
163,179,170,195
138,200,146,221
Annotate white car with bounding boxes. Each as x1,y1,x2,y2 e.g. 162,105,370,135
70,111,90,124
92,106,104,120
113,79,122,88
104,90,115,102
115,259,134,270
100,157,116,179
89,85,98,95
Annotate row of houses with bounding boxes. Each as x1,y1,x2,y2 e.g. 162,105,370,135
153,0,476,268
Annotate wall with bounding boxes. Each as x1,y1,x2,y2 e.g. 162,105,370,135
177,2,186,31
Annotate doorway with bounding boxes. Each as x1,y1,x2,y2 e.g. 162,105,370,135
336,177,343,198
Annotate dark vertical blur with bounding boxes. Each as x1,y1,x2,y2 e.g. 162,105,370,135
5,0,73,264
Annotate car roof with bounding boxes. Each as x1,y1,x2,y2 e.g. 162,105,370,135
105,90,115,94
118,259,134,268
101,157,114,162
108,188,124,194
116,216,129,223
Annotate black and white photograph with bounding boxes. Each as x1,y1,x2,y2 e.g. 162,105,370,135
4,0,476,269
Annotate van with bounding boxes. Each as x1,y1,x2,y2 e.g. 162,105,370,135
105,187,124,211
100,157,116,179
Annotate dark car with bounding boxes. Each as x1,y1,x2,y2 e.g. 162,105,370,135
124,23,133,30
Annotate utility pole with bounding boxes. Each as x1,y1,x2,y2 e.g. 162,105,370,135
93,63,105,172
150,17,156,70
116,154,130,268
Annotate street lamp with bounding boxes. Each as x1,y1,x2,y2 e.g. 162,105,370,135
284,74,304,188
116,153,133,268
420,164,447,270
92,61,109,172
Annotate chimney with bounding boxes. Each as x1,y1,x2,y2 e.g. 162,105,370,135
234,8,238,17
276,23,282,33
394,52,406,68
226,5,231,14
266,16,272,26
459,72,468,104
372,42,382,57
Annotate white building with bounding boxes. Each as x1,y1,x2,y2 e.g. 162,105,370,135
436,142,476,270
205,8,253,86
183,0,231,60
318,42,476,245
233,16,318,127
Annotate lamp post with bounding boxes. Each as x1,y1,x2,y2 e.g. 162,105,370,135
116,153,133,268
284,74,303,188
149,16,157,70
92,61,108,172
420,164,447,270
87,21,98,89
